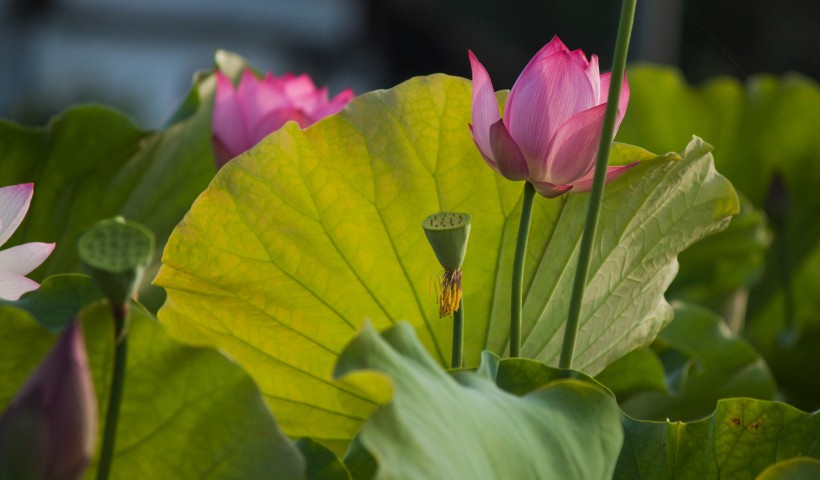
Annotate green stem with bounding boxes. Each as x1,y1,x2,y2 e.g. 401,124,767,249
96,303,129,480
511,182,536,358
559,0,637,370
452,298,464,368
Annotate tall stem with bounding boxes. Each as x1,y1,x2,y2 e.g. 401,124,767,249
96,303,129,480
559,0,637,369
511,182,536,358
451,298,464,368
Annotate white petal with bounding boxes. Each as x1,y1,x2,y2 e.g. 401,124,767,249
0,271,40,301
0,242,55,275
0,184,33,247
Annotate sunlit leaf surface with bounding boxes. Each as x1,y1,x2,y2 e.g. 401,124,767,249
156,74,738,447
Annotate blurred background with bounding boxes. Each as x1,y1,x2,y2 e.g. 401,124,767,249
1,0,818,128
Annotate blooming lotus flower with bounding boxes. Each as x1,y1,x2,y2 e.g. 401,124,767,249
470,36,636,197
212,68,354,168
0,320,97,480
0,183,55,300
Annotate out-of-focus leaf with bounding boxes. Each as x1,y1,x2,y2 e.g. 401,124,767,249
668,195,771,310
0,304,304,479
155,73,738,447
342,436,377,480
614,398,820,479
334,322,623,479
618,66,820,408
755,457,820,480
617,303,776,421
595,347,669,400
296,438,351,480
0,274,101,331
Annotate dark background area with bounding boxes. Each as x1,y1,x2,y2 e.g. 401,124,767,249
2,0,818,128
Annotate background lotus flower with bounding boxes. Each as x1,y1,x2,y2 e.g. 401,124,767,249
0,320,97,480
0,183,55,300
470,36,635,197
212,68,354,168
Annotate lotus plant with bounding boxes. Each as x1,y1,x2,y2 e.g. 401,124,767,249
469,35,634,197
212,68,354,168
469,36,635,358
0,320,97,480
0,183,55,301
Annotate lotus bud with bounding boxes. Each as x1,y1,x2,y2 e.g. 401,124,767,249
0,320,97,480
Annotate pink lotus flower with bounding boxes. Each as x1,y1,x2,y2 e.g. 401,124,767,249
0,183,55,300
470,36,636,197
212,68,354,168
0,320,97,480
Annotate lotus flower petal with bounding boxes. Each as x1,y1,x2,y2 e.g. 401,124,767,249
531,182,574,198
505,50,597,164
490,120,529,181
0,320,97,479
599,72,630,128
213,71,250,158
0,242,55,276
0,271,41,301
540,104,607,185
0,183,33,247
469,50,501,164
566,163,640,193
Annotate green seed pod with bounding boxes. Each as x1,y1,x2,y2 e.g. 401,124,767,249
422,212,471,272
77,217,155,306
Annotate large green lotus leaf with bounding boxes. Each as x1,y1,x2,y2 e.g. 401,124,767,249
155,74,738,446
616,303,776,421
0,304,304,479
614,398,820,479
334,322,623,479
0,68,217,309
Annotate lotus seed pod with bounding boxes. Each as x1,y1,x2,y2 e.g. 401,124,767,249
422,212,471,272
77,217,155,306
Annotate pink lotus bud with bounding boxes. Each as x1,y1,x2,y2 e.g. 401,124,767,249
0,320,97,480
212,68,354,168
0,183,55,300
469,36,637,198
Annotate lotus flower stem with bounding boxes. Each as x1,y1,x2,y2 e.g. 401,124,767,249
511,182,536,358
452,298,464,368
96,303,129,480
559,0,637,369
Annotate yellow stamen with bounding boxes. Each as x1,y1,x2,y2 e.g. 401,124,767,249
439,269,463,317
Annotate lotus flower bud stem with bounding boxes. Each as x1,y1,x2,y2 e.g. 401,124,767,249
423,212,471,368
510,183,536,358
